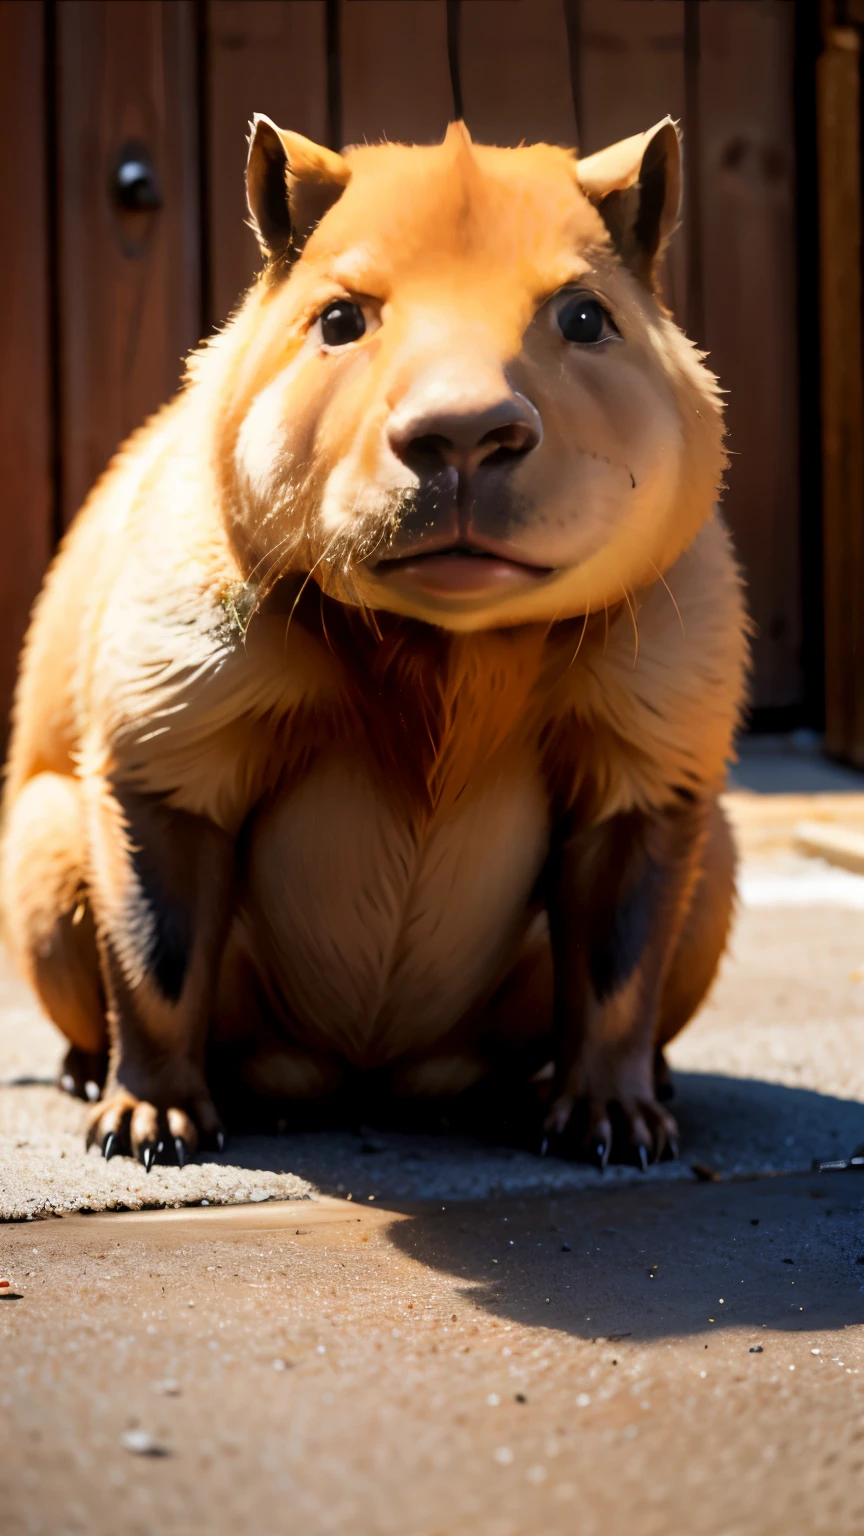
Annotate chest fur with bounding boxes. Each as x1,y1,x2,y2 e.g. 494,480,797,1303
240,748,549,1062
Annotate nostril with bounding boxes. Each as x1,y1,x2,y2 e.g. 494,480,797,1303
388,393,542,471
478,421,537,464
483,443,526,467
408,433,453,465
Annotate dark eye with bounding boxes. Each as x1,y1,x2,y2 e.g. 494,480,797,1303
320,301,366,347
557,294,616,345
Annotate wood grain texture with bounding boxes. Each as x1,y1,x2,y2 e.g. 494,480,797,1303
694,0,802,713
55,0,201,524
458,0,577,147
577,1,687,325
818,24,864,762
340,0,453,148
207,0,328,325
0,0,54,736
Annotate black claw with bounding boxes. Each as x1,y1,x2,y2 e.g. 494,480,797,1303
667,1137,680,1162
215,1130,225,1153
637,1143,650,1174
591,1139,609,1172
539,1136,550,1158
174,1137,188,1168
103,1132,119,1161
141,1143,156,1172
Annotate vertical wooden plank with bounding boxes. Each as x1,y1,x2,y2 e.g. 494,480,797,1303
207,1,328,326
0,0,53,734
458,0,578,147
818,21,864,762
340,0,452,148
577,2,687,326
695,1,801,714
55,0,201,524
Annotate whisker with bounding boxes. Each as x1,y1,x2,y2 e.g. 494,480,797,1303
567,607,590,670
318,586,337,659
243,527,299,592
622,586,639,667
647,558,686,638
283,526,345,649
365,601,384,643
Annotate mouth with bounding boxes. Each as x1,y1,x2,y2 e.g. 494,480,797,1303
374,547,554,598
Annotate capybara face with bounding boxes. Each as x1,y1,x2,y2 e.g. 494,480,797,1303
215,120,725,632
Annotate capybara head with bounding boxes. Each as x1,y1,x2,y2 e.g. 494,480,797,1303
209,118,725,632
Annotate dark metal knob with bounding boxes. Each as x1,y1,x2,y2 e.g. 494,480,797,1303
113,146,163,211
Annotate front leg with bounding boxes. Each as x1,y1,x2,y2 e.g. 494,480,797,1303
545,795,709,1167
84,778,234,1166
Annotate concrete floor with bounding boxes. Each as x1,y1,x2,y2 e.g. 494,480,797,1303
2,1178,863,1536
3,752,864,1534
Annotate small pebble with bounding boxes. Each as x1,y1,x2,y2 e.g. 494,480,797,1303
153,1379,181,1395
493,1446,514,1466
487,1393,501,1407
576,1393,591,1407
515,1393,527,1404
273,1359,288,1372
811,1348,821,1356
121,1430,167,1457
749,1345,763,1354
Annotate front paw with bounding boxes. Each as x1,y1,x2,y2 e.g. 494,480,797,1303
542,1059,679,1170
86,1072,224,1169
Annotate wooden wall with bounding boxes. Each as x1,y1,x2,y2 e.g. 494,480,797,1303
0,0,823,742
818,1,864,765
0,1,53,737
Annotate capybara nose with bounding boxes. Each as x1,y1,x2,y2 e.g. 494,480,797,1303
388,388,542,478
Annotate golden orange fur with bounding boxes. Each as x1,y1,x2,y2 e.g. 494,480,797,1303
1,118,747,1168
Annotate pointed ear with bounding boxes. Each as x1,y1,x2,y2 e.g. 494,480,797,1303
576,118,681,287
246,115,352,262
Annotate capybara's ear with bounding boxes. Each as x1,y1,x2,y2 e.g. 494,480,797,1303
576,118,681,288
246,115,352,261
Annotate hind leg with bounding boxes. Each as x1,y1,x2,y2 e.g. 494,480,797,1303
1,772,107,1095
655,797,737,1075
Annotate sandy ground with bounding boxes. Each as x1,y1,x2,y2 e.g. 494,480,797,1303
2,1178,863,1536
3,864,864,1216
2,770,864,1533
